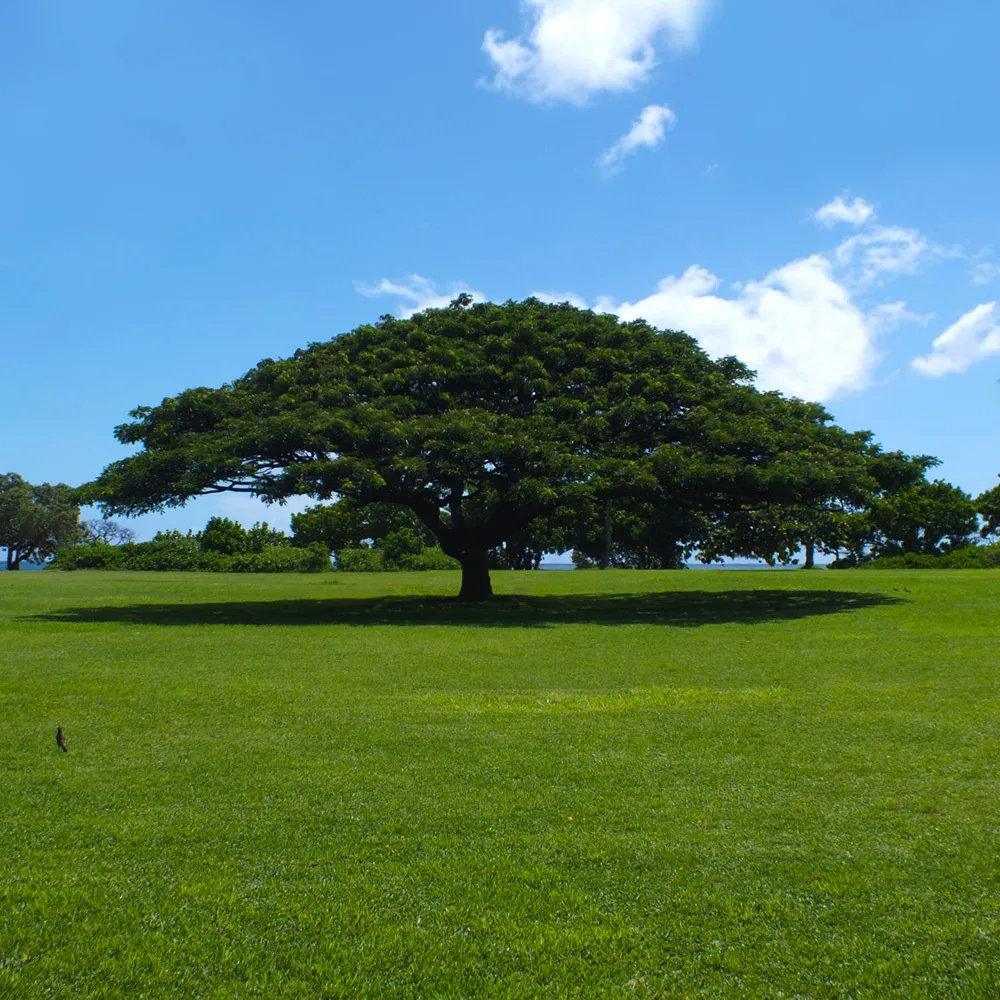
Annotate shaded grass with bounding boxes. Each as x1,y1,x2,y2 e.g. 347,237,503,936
1,569,999,998
26,587,901,628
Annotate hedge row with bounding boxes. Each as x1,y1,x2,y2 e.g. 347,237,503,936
334,547,459,572
49,540,331,573
859,544,1000,570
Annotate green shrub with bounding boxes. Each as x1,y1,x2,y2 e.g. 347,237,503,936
857,544,1000,570
381,528,426,566
334,548,388,572
397,548,459,571
50,538,330,573
199,517,247,555
333,546,458,572
227,544,330,574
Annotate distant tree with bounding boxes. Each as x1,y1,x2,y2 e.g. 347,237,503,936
85,298,884,600
871,480,978,556
291,499,432,554
699,449,940,567
81,518,136,546
977,480,1000,539
567,495,701,569
0,473,81,570
491,509,572,570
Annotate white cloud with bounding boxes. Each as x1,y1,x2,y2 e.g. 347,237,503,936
590,215,940,401
814,196,876,228
356,275,484,319
482,0,711,103
971,261,1000,286
598,104,676,173
604,258,882,402
912,303,1000,377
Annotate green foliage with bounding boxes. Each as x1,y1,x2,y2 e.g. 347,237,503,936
871,479,978,556
567,496,694,569
294,500,457,572
291,500,432,553
702,453,979,568
199,516,247,555
228,543,329,573
86,299,875,599
976,481,1000,539
4,570,1000,997
334,545,459,572
333,547,386,573
0,472,81,569
50,523,327,573
856,542,1000,569
246,521,290,553
380,527,425,564
50,540,328,573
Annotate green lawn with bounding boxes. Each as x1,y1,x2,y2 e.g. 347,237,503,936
1,569,999,998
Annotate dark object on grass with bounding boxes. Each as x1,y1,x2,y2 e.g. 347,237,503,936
56,726,67,752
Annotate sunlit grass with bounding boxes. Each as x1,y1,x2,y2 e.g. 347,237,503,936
1,568,998,998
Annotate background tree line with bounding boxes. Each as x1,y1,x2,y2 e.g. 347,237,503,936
6,464,1000,575
5,463,1000,574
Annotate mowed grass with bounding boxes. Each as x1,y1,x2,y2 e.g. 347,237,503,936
1,569,999,999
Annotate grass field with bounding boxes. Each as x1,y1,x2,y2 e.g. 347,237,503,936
1,568,999,999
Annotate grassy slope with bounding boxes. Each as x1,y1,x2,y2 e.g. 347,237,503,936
0,569,998,999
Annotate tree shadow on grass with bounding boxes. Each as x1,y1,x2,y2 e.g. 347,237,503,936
28,589,903,629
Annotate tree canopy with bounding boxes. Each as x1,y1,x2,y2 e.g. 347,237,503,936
0,473,80,570
88,298,882,598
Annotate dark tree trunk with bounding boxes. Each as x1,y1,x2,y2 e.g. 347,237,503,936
6,549,20,571
600,498,613,570
458,550,493,601
804,540,815,569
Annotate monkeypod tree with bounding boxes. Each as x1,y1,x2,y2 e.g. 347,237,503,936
87,298,871,600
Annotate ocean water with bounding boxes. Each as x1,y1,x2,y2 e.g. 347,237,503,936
539,561,815,571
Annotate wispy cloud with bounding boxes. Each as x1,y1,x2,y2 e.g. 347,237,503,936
814,196,876,228
912,303,1000,377
832,224,939,290
971,261,1000,286
598,104,676,173
355,275,484,318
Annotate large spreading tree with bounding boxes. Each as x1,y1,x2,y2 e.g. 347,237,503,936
87,298,876,599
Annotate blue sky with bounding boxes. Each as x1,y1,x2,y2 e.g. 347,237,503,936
3,0,999,538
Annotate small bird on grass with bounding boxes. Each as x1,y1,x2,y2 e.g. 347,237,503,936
56,727,67,753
